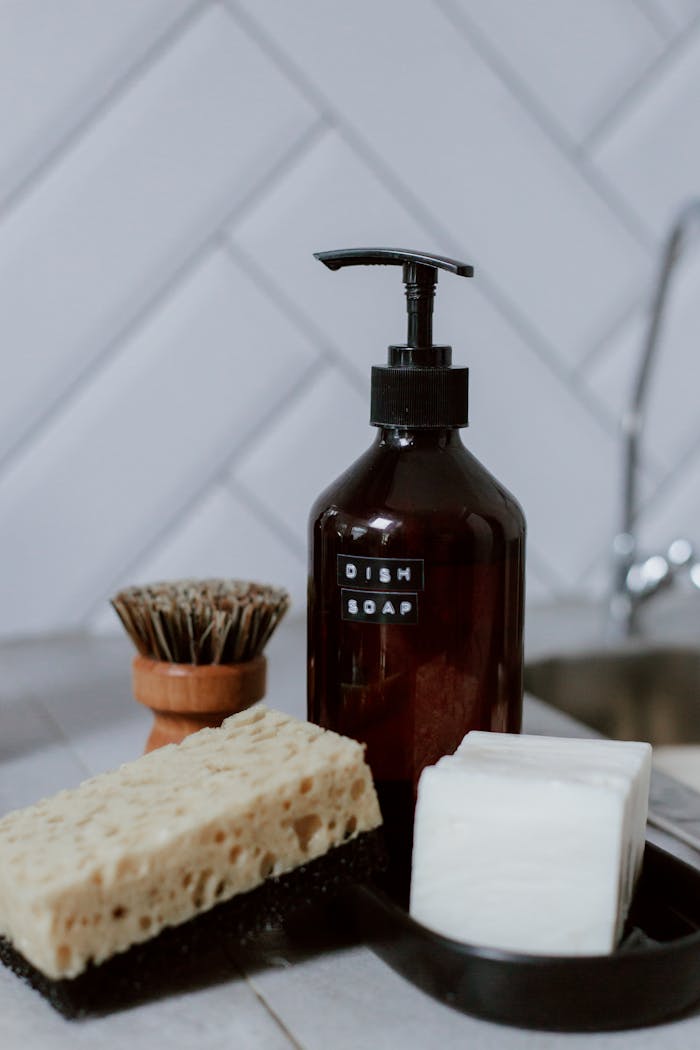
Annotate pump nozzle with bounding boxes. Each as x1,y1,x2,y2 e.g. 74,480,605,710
315,247,474,429
314,248,473,350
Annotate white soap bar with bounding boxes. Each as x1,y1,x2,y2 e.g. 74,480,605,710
410,732,651,956
457,732,650,917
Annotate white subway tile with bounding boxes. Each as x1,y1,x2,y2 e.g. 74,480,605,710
525,561,556,605
572,553,610,601
592,31,700,238
233,303,617,587
0,3,316,463
1,0,694,636
638,445,700,555
233,365,372,546
0,0,192,205
0,250,317,637
234,131,621,585
91,482,307,622
236,0,649,365
233,132,444,377
443,288,619,586
450,0,663,143
585,244,700,477
583,314,646,427
642,0,700,35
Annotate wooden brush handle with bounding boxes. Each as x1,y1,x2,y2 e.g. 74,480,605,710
132,655,267,752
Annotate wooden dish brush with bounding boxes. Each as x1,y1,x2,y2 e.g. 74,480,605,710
112,579,290,752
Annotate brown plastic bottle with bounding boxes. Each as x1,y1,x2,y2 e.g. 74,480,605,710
307,249,525,896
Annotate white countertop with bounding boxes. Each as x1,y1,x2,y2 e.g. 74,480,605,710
1,616,700,1050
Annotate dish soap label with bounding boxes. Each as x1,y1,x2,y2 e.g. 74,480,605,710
338,555,423,625
337,554,424,588
341,589,419,624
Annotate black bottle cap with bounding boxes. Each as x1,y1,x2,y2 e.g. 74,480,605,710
314,248,473,429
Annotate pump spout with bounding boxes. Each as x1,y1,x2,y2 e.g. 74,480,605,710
314,248,473,354
404,261,436,348
314,247,474,430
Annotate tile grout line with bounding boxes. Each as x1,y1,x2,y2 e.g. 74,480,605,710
569,294,675,480
243,972,306,1050
219,946,305,1050
337,142,623,440
0,117,330,485
581,9,700,155
0,0,210,227
214,349,329,497
574,294,647,376
638,430,700,522
77,357,322,626
224,237,368,399
575,535,616,593
575,237,700,472
434,0,657,252
526,547,568,595
227,475,308,562
633,0,678,40
225,0,622,446
29,696,93,779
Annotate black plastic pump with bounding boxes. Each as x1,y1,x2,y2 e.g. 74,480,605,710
314,248,473,428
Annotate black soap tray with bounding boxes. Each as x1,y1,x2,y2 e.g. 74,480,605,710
347,841,700,1032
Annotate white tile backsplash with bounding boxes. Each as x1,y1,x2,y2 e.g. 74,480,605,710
232,131,444,377
90,482,307,632
0,0,194,208
0,249,317,635
637,444,700,555
592,27,700,237
0,2,699,637
448,0,664,144
237,0,651,367
451,290,620,584
641,0,700,36
0,2,316,465
522,558,556,604
234,365,372,546
586,243,700,478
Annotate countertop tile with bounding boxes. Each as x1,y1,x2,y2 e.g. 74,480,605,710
3,622,700,1047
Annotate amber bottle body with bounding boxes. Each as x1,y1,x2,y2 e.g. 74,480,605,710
308,427,525,886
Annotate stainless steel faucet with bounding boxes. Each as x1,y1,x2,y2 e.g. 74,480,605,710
609,200,700,636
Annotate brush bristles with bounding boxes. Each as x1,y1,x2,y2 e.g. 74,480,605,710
111,579,290,665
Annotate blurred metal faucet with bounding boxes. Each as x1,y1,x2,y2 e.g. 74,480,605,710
609,200,700,637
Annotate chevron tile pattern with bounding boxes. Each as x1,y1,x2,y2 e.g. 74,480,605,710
2,0,700,638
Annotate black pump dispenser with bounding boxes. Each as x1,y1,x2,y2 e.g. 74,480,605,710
309,245,525,900
314,248,473,428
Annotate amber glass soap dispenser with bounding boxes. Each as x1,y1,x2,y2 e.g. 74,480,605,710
308,248,525,880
